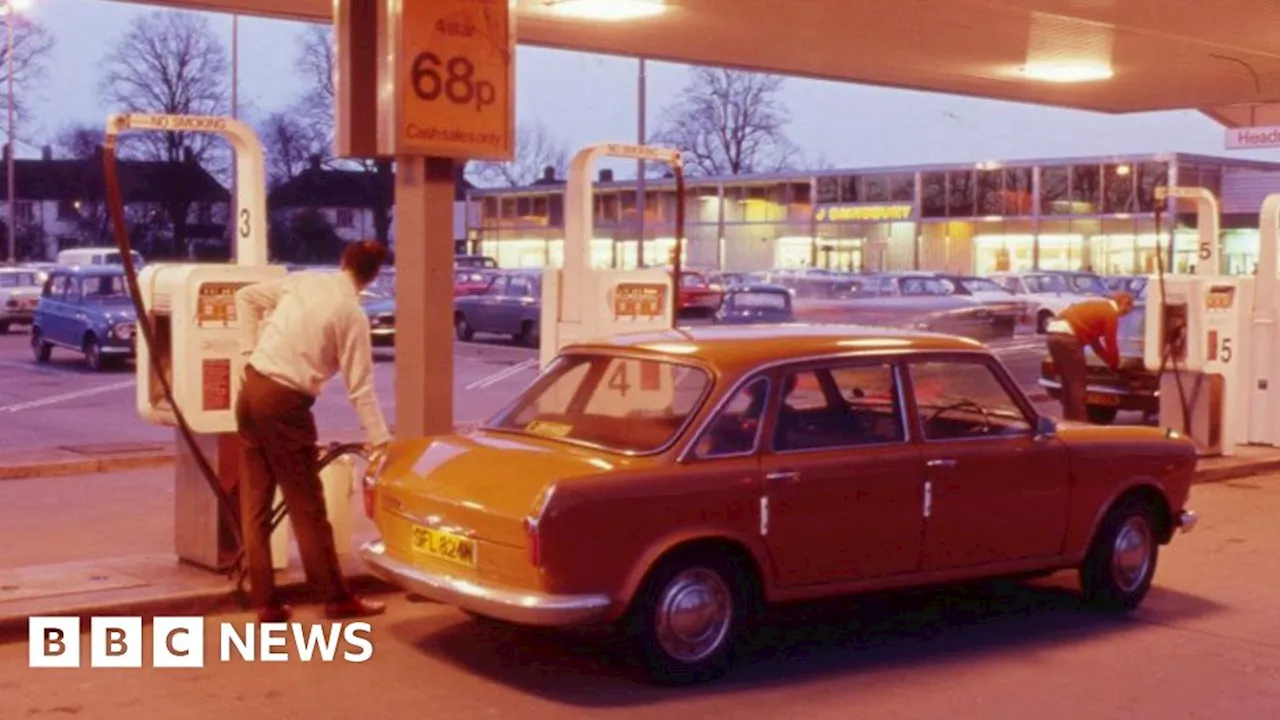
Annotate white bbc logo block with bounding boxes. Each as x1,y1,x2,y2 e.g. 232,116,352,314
153,617,205,668
29,617,82,668
91,617,143,668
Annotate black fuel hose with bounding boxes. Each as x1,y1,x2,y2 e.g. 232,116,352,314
1152,203,1202,437
102,135,246,578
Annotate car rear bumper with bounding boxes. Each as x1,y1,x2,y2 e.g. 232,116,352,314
1178,510,1198,533
359,540,614,627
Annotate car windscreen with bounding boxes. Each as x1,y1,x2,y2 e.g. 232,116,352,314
730,291,789,309
1023,274,1066,293
960,278,1009,294
680,274,707,288
82,275,130,300
0,272,37,287
489,354,711,454
1066,274,1107,294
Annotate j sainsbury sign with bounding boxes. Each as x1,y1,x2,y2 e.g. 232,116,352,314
1226,126,1280,150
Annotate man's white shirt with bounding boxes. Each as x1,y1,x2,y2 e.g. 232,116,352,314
236,271,391,446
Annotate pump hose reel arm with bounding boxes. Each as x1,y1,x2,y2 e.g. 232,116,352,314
101,136,247,577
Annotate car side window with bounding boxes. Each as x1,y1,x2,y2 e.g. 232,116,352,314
507,276,532,297
695,377,769,458
908,360,1032,440
773,362,906,452
46,276,67,299
65,279,83,303
484,276,508,296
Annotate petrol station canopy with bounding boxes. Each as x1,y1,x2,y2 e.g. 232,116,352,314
128,0,1280,125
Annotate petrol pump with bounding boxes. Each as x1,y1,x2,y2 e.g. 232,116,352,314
1143,186,1253,456
1247,193,1280,447
540,143,686,415
106,113,285,571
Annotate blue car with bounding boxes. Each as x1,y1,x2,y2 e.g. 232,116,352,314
31,265,137,371
713,284,795,324
362,294,396,346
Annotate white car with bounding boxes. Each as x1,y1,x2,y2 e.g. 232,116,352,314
989,271,1107,333
0,267,42,333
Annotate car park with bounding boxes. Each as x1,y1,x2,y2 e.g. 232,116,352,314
713,283,794,324
31,265,137,370
0,267,42,333
454,269,541,347
359,324,1199,684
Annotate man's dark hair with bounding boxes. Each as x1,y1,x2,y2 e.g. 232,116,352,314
341,241,388,285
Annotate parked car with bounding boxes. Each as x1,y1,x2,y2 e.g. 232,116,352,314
363,295,396,347
1038,293,1156,424
455,254,498,269
990,271,1103,333
713,284,794,324
454,269,541,347
359,324,1199,684
676,270,725,317
56,248,144,269
0,267,42,333
1105,275,1149,298
20,262,57,286
31,266,137,370
454,269,496,297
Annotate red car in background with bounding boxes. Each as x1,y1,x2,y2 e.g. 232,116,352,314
677,270,724,317
455,269,497,297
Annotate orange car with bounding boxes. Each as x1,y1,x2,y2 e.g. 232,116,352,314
360,325,1199,684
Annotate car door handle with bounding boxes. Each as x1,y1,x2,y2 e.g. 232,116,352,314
927,459,957,469
765,471,800,484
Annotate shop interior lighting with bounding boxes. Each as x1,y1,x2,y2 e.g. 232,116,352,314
544,0,666,21
1020,62,1114,83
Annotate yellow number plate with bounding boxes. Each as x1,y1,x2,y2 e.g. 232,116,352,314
410,525,477,568
1087,392,1121,407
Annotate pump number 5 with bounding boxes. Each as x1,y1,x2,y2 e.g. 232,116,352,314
1220,337,1233,363
1199,243,1212,261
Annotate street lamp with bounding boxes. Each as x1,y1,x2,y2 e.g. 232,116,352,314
4,0,29,265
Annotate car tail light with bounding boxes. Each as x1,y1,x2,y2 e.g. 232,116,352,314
362,475,377,519
524,517,541,568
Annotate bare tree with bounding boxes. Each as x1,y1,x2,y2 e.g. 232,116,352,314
52,124,106,159
2,15,54,132
652,67,798,176
292,23,393,245
99,11,229,257
468,121,568,187
259,112,324,188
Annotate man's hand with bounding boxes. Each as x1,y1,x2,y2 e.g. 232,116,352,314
365,441,389,463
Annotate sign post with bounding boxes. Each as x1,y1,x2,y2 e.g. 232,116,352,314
340,0,515,438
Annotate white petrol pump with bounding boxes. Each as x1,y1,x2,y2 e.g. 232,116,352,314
106,113,288,570
1247,194,1280,447
540,143,686,415
1143,186,1253,456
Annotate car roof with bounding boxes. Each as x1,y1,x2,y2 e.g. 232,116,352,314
726,283,789,293
569,324,984,372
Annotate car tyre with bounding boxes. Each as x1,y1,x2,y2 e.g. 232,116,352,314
454,314,474,342
1079,496,1160,612
517,320,538,348
31,329,51,363
1037,310,1054,334
83,336,104,372
1086,406,1119,425
625,549,750,685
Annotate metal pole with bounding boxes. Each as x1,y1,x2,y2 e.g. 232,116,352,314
6,7,14,264
636,57,646,268
230,14,239,262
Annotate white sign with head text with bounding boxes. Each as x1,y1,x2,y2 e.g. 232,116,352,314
1226,125,1280,150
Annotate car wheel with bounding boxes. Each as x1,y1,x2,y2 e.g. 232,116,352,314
454,314,474,342
31,329,51,363
1079,496,1160,611
625,550,749,685
517,320,538,348
1037,310,1054,334
83,336,103,372
1086,406,1119,425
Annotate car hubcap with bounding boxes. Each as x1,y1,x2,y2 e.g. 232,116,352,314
1111,516,1153,593
654,567,732,664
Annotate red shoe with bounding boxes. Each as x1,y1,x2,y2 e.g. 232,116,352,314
257,604,292,623
325,595,386,619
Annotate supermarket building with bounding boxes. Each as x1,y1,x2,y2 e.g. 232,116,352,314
464,152,1280,276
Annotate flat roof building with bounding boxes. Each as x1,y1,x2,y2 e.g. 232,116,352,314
464,152,1280,276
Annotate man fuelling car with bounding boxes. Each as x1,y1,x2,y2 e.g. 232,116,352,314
234,240,391,623
1045,291,1135,422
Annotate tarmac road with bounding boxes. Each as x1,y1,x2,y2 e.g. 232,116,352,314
0,326,1103,451
0,475,1275,718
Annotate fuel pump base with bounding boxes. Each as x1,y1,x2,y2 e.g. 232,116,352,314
174,430,243,571
1158,371,1225,457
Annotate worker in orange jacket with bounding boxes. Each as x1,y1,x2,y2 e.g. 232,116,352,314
1045,292,1135,422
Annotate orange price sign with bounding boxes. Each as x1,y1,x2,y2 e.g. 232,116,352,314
398,0,514,159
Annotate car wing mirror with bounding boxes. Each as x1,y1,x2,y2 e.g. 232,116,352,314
1034,415,1057,440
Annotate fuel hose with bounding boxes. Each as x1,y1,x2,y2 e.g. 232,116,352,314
1152,202,1202,437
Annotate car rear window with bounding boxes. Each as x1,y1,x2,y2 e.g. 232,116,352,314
731,291,789,309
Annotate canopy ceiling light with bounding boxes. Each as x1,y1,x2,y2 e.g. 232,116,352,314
544,0,667,21
1020,63,1114,82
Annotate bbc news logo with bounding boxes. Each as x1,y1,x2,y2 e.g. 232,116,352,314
28,617,373,668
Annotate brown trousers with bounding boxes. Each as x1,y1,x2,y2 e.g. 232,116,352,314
1047,332,1088,422
236,365,349,607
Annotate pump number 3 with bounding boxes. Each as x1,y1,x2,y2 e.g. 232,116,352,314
238,209,250,238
